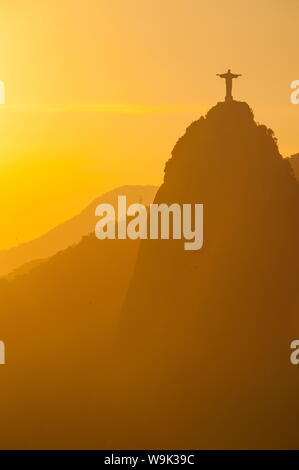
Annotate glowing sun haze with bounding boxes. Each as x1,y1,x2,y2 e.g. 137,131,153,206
0,0,298,249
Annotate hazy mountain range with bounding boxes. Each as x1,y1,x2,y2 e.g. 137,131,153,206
1,104,299,448
0,185,157,278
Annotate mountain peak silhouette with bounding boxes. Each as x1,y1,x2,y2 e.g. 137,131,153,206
158,98,288,209
119,99,299,448
207,99,253,118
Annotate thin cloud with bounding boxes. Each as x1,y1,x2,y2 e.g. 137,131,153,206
0,103,203,114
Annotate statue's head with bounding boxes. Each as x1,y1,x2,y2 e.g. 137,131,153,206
228,69,231,73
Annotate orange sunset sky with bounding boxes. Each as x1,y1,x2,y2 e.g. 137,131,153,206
0,0,298,249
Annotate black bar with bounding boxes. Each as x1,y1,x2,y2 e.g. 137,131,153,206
0,449,298,465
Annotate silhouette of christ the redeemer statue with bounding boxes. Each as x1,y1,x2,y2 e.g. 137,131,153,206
217,69,242,102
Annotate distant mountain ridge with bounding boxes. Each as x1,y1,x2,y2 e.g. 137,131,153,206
0,185,157,277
